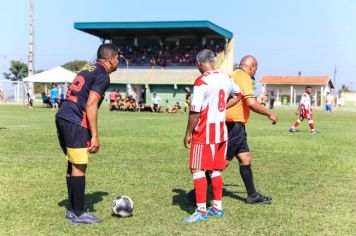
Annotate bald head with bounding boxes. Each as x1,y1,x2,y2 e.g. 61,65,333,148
239,55,258,77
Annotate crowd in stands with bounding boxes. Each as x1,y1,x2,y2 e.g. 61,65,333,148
117,44,225,67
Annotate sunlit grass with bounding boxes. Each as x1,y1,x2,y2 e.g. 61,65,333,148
0,105,355,235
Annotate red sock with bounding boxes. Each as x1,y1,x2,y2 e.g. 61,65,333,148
293,119,300,128
193,171,207,213
211,171,223,207
309,120,314,129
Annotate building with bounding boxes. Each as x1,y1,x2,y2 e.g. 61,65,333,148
259,75,335,107
74,21,234,106
338,92,356,107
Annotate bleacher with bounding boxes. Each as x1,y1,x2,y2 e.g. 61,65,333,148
74,21,234,107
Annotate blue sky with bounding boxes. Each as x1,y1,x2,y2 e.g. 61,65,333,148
0,0,355,90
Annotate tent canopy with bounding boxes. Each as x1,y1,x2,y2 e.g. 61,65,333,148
23,66,76,83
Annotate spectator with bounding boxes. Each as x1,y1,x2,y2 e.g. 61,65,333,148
136,99,146,112
41,92,51,107
50,83,59,110
109,89,119,111
166,102,181,113
150,93,161,112
26,86,35,109
184,87,191,113
268,91,275,109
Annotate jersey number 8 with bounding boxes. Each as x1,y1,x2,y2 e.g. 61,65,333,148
218,89,226,112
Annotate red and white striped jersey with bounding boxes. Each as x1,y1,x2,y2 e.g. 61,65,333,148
190,70,242,144
300,92,312,109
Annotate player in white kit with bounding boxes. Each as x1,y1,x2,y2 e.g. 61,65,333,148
183,49,242,223
289,86,317,134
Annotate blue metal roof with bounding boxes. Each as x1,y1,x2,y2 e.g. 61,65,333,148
74,20,233,40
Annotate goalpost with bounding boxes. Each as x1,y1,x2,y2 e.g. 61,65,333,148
0,80,27,105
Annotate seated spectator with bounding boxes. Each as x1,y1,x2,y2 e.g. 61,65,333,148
127,97,137,112
41,92,51,107
118,99,125,111
166,102,181,113
136,99,146,112
150,93,161,112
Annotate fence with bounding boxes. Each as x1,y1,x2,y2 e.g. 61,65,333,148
0,79,26,105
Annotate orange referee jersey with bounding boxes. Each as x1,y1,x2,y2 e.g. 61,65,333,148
226,69,255,124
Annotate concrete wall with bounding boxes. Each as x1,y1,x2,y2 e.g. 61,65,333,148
339,92,356,107
147,84,192,107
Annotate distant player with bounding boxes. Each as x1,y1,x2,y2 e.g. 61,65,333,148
56,43,119,224
289,85,317,134
183,49,242,223
323,92,334,115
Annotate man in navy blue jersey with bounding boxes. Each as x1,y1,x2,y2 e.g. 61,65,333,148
56,43,119,224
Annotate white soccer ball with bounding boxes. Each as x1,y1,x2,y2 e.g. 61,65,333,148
112,195,134,217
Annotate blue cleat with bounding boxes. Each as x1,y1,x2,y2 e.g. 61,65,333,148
207,207,224,217
183,210,209,223
66,209,74,220
71,213,103,224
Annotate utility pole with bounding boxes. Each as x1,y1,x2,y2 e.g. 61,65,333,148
333,64,337,91
0,54,6,79
28,0,35,91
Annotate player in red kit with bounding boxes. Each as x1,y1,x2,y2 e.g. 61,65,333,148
183,49,242,223
289,86,317,134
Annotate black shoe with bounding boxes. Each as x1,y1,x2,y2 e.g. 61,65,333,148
246,193,272,204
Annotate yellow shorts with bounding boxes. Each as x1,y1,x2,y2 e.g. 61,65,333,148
66,148,89,164
56,117,91,164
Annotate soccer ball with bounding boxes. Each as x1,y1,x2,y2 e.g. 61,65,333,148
112,195,134,217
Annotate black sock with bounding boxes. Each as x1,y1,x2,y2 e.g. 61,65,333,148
66,162,73,211
239,164,257,197
205,171,212,186
70,176,85,217
66,176,73,211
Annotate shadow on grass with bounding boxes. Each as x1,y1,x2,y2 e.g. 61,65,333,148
172,189,195,214
58,191,108,212
222,188,246,202
172,186,246,214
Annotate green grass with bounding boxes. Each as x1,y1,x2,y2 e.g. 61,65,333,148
0,105,355,235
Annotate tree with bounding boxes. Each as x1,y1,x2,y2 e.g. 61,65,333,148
62,60,90,73
3,60,28,81
338,84,351,93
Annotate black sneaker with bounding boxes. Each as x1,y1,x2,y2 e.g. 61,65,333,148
246,193,272,204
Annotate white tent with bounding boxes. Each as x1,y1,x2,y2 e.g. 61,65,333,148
23,66,76,83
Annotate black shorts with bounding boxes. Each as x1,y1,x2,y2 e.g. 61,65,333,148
226,122,250,161
55,117,91,164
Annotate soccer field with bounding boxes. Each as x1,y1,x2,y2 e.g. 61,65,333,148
0,105,355,235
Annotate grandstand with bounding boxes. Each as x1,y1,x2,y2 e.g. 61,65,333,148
74,21,234,106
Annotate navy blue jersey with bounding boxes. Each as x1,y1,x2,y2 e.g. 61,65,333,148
56,62,110,128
